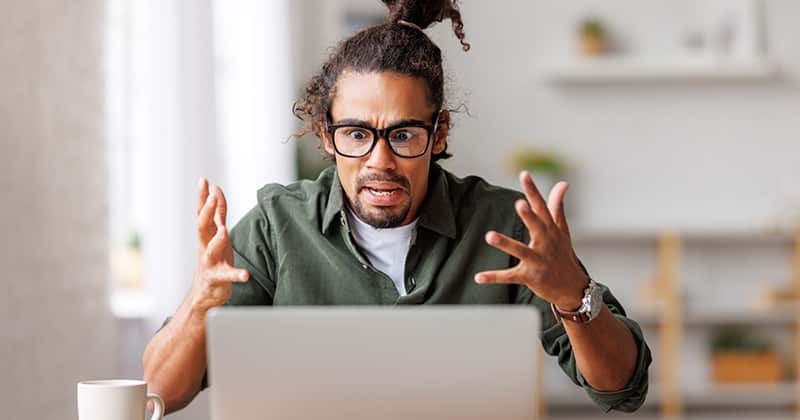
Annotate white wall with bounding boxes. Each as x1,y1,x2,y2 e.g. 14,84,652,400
424,0,800,233
300,0,800,232
0,1,115,419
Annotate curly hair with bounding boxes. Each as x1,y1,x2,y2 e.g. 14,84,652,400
292,0,469,162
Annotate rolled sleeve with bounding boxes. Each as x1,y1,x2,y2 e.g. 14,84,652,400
533,282,652,413
573,315,651,412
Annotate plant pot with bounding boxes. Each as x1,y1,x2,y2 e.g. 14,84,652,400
711,351,783,384
580,34,608,57
112,248,144,289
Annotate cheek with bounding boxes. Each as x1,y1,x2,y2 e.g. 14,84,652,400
404,161,431,200
336,158,362,197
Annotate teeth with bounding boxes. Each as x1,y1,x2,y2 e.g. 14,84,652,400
368,188,395,196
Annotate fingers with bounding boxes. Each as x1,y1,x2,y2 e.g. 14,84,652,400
547,181,571,235
197,182,229,248
520,171,555,227
205,222,230,263
485,231,540,262
212,185,228,228
197,178,209,215
197,194,217,246
515,199,547,240
474,267,524,285
205,265,249,285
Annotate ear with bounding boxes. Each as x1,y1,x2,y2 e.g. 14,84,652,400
320,123,335,155
431,110,450,155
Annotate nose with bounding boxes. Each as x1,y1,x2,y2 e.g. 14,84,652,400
364,136,397,171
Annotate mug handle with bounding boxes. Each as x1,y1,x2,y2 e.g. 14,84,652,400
146,393,165,420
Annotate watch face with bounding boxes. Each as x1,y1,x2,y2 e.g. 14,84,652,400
552,280,604,324
588,281,603,319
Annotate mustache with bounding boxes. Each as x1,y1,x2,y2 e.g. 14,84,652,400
356,172,411,191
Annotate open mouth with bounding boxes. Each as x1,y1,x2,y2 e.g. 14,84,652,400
360,184,407,206
365,187,402,196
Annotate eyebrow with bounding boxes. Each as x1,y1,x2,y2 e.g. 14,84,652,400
333,118,428,127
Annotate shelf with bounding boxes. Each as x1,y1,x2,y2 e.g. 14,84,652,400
571,229,796,244
631,308,798,328
547,383,796,409
684,383,796,408
551,413,794,420
542,55,779,83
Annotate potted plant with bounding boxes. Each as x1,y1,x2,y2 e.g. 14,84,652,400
111,230,144,290
709,327,783,384
508,148,568,199
579,17,609,57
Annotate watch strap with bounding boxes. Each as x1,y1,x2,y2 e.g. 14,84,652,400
551,302,593,324
551,278,601,325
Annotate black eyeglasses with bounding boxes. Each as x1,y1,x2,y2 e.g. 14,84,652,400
326,111,441,158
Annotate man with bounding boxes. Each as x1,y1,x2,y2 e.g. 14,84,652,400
143,1,650,415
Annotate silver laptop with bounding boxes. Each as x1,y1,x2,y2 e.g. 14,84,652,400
206,307,540,420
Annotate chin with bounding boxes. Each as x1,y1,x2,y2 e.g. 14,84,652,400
355,202,410,229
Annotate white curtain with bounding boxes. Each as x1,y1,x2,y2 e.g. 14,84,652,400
108,0,295,325
214,0,295,224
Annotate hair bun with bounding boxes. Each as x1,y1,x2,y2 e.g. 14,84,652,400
382,0,443,30
381,0,470,51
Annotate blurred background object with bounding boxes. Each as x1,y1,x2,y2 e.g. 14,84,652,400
506,147,571,209
709,326,782,385
112,231,143,291
2,0,800,419
578,17,610,57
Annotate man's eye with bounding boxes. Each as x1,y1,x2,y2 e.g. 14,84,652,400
343,128,370,141
390,130,413,142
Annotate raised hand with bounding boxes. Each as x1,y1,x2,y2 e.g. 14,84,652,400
188,178,249,313
475,171,588,310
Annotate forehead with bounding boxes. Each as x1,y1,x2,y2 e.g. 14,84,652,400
330,71,434,123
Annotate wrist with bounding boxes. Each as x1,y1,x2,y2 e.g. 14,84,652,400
176,297,210,335
551,277,603,325
554,296,582,312
554,275,589,310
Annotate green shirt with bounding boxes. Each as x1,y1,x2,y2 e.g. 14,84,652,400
215,163,650,412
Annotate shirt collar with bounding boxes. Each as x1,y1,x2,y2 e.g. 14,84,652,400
321,163,457,239
416,163,457,239
321,166,345,235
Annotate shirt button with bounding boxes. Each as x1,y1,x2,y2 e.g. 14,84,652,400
362,264,368,270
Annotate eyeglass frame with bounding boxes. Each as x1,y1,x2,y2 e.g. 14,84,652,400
325,110,442,159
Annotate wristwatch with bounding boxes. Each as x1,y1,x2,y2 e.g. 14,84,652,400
551,278,603,324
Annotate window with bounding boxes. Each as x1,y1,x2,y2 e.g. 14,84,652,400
105,0,295,318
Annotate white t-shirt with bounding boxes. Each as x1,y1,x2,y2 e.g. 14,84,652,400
346,208,417,296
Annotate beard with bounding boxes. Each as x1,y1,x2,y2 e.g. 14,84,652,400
351,171,412,229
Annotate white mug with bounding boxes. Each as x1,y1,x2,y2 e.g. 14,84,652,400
77,380,164,420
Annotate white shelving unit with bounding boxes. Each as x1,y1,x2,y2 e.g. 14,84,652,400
541,56,779,83
544,230,800,419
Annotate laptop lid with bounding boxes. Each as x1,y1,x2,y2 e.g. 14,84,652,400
207,306,540,420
